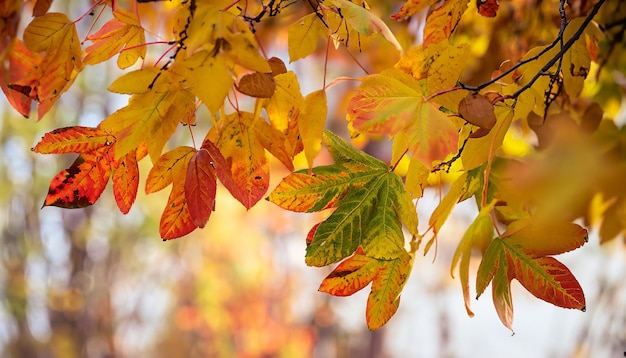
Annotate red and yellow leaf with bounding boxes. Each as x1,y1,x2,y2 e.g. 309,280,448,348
84,9,146,69
160,180,197,240
184,149,217,228
33,126,114,154
145,146,196,194
2,40,40,117
319,247,378,296
43,146,112,209
23,12,82,119
505,220,588,257
208,112,269,209
112,149,140,214
423,0,469,47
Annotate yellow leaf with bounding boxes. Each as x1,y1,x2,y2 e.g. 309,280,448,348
223,19,271,73
108,67,161,94
405,156,429,199
288,13,329,62
182,50,234,114
461,106,513,170
299,90,328,170
429,172,466,235
423,0,469,46
265,71,305,131
23,12,82,119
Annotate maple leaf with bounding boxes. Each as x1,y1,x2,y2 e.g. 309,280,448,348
269,130,418,266
476,220,588,330
319,246,414,329
347,68,459,167
84,9,146,69
23,12,82,119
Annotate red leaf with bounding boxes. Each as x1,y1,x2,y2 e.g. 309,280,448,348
184,149,217,228
44,146,112,208
112,150,140,214
200,138,246,206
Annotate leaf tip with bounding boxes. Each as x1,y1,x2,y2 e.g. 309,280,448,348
581,306,586,312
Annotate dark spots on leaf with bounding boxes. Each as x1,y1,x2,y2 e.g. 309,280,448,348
255,176,262,180
581,306,586,312
326,269,358,279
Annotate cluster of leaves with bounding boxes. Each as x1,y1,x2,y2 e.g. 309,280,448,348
2,0,625,331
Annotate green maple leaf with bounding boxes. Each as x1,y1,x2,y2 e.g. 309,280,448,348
269,130,418,266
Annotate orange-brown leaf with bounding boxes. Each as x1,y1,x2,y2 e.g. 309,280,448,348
112,150,140,214
458,93,497,130
237,72,276,98
185,149,217,228
33,126,114,154
319,247,377,296
43,146,112,209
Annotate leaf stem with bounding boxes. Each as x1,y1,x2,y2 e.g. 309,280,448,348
73,0,105,24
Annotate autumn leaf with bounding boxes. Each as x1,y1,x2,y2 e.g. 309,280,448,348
391,0,439,20
2,40,40,117
476,224,587,331
84,9,146,69
236,72,276,98
101,69,196,162
265,71,304,131
299,90,328,170
208,112,270,209
319,246,414,330
348,68,459,167
450,201,495,317
288,12,329,62
41,146,113,209
23,12,82,119
185,149,217,228
269,130,417,266
112,149,140,214
146,146,196,239
423,0,469,47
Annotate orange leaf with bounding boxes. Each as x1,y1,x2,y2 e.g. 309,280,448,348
319,247,377,296
33,126,114,154
2,40,40,117
23,12,82,119
43,146,112,209
84,9,146,69
145,146,196,194
184,149,217,228
391,0,439,20
160,180,197,240
510,255,586,310
112,149,140,214
209,112,269,209
423,0,469,47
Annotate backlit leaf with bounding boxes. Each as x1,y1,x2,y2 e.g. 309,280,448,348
84,9,146,69
505,220,588,257
112,149,140,214
209,111,269,209
461,107,513,170
43,146,112,209
391,0,439,20
33,126,114,154
319,247,378,296
145,146,196,194
429,172,467,235
366,250,413,329
423,0,469,46
265,71,304,131
288,12,329,62
185,149,217,228
299,90,328,170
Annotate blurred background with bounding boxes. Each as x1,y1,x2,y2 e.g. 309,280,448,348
1,0,625,357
